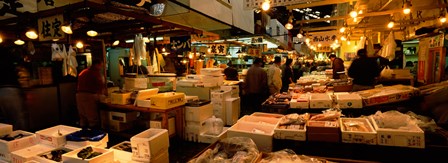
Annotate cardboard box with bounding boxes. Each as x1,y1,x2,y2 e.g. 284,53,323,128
149,92,186,109
185,96,199,103
309,93,333,108
150,117,175,136
220,85,239,95
227,121,275,152
62,146,114,163
369,116,425,148
110,92,132,105
130,129,169,161
36,125,82,148
211,90,232,102
0,131,37,161
11,144,54,163
108,111,138,123
238,115,280,126
108,121,133,132
177,80,200,87
274,123,306,141
307,120,340,143
124,77,148,90
290,94,310,109
202,76,224,87
186,75,204,81
340,118,377,145
225,97,240,126
33,147,72,163
0,124,12,136
200,68,222,76
185,104,213,122
357,85,419,106
336,93,363,109
198,127,229,144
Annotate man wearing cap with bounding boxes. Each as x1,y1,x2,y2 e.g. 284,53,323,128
329,54,345,79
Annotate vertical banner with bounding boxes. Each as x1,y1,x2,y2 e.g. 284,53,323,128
417,38,429,83
38,14,65,41
170,36,191,54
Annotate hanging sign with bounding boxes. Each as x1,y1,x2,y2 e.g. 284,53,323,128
37,0,83,11
314,46,332,53
248,47,262,56
429,34,444,48
208,44,228,55
417,38,429,83
170,36,191,54
0,0,37,16
308,31,338,45
38,14,65,41
244,0,321,9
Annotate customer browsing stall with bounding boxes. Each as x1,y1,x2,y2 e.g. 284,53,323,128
243,58,268,113
76,59,107,129
267,57,282,95
329,54,345,79
348,49,380,91
281,58,294,93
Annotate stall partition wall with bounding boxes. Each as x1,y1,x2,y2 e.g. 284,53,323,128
427,47,446,84
108,48,131,87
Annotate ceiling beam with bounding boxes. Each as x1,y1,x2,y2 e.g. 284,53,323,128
297,4,445,24
286,0,352,10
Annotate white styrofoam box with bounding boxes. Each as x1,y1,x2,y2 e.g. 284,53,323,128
11,144,55,163
150,117,176,136
185,121,207,135
113,148,168,163
177,80,200,87
250,112,284,119
186,75,204,81
309,93,333,109
336,93,363,109
149,92,186,109
220,85,239,95
200,68,223,76
227,122,275,152
274,124,306,141
130,129,169,161
210,90,232,102
340,118,377,145
202,76,224,87
32,147,72,163
65,134,108,150
369,116,424,148
225,98,240,126
238,115,281,126
109,111,138,123
185,96,199,103
185,103,213,122
110,92,132,105
198,127,229,144
62,146,114,163
36,125,82,148
136,99,151,108
0,130,37,161
212,100,226,108
124,77,148,90
290,94,310,109
0,124,12,136
213,106,226,124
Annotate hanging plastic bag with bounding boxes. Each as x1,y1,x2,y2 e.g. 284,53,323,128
204,116,224,135
61,44,68,76
51,43,63,61
67,45,78,77
380,66,393,79
380,31,397,61
358,36,366,51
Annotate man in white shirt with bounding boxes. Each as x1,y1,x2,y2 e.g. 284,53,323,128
267,57,282,95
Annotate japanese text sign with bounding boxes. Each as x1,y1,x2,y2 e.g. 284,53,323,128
208,44,228,54
38,14,65,41
309,31,338,45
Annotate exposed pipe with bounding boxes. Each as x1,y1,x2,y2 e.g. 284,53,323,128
378,0,394,11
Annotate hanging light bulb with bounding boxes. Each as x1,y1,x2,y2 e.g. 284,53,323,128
0,37,2,43
297,33,303,38
261,1,270,11
162,47,166,52
341,36,347,41
387,21,395,28
112,40,120,46
76,41,84,49
86,30,98,37
25,30,38,39
189,53,194,59
339,27,346,33
285,22,293,30
317,43,322,47
440,17,447,23
403,1,411,15
350,10,358,18
207,47,212,53
14,39,25,45
52,39,59,42
347,41,351,45
61,24,73,34
305,38,310,43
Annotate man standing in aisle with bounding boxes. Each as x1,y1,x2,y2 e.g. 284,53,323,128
76,59,106,129
348,49,380,91
329,54,345,79
244,58,268,114
267,57,282,95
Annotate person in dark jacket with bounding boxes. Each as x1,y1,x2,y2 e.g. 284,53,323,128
348,49,380,91
224,61,239,81
244,58,268,114
281,58,293,92
329,54,345,79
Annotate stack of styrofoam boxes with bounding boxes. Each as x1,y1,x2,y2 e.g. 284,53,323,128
108,111,139,132
200,68,224,87
336,93,363,109
184,102,213,142
369,116,425,148
227,115,280,152
340,118,377,145
130,128,169,162
211,90,232,125
309,93,333,109
221,85,239,98
0,123,38,162
177,75,203,87
225,97,241,126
